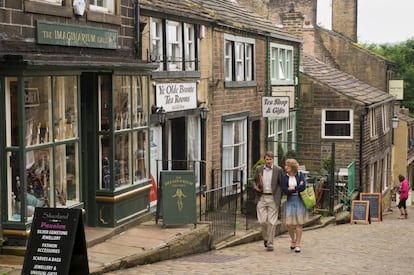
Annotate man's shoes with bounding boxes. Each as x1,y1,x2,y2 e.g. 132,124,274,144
264,240,268,247
266,243,274,251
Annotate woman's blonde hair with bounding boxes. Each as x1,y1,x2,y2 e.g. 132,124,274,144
285,158,299,173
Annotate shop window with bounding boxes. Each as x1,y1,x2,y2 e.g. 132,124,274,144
5,76,80,222
99,75,149,190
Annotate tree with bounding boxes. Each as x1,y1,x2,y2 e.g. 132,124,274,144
365,40,414,114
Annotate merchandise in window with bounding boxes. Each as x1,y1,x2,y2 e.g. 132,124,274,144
5,75,80,221
99,75,149,190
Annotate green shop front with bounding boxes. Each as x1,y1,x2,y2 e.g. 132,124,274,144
0,53,155,245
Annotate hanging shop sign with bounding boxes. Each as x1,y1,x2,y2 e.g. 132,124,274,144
262,96,289,118
36,20,118,49
155,82,197,112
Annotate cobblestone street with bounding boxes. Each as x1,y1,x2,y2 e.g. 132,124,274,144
105,205,414,275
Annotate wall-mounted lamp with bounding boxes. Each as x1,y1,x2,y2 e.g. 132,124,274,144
152,105,166,124
200,106,209,120
392,114,399,129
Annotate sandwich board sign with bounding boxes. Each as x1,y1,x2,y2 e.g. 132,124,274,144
22,208,89,275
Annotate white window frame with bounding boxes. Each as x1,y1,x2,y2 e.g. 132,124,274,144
322,109,353,139
90,0,115,14
382,105,390,134
222,118,247,192
382,154,389,192
31,0,62,5
150,18,164,70
184,23,195,71
224,41,233,81
269,112,296,165
150,18,198,72
224,34,255,82
166,20,182,71
370,108,378,138
270,42,294,85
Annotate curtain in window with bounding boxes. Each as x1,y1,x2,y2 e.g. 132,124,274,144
187,116,200,186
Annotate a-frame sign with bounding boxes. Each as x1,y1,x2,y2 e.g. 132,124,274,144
22,208,89,275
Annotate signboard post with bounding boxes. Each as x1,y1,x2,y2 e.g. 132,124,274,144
22,208,89,275
360,193,382,221
350,200,371,224
160,170,197,227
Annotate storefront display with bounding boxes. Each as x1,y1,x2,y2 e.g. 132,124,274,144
5,75,80,222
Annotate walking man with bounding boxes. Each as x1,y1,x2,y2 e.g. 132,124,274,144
252,151,283,251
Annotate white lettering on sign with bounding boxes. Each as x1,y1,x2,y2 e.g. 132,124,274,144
262,96,289,118
156,83,197,112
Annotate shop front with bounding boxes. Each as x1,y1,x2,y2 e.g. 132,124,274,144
0,55,155,245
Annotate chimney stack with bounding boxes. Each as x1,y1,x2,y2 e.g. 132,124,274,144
332,0,358,42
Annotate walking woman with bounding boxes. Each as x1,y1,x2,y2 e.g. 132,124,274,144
282,158,307,253
398,174,409,219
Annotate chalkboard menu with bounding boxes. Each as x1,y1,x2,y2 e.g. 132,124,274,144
360,193,382,222
350,200,371,224
22,208,89,275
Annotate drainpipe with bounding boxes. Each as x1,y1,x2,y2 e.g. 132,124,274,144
265,36,270,152
134,0,141,59
359,107,368,192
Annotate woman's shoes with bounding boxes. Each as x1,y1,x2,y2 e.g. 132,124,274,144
290,240,296,250
294,246,301,253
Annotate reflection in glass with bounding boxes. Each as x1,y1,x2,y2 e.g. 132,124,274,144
133,131,148,182
54,76,78,140
24,77,51,145
115,133,130,187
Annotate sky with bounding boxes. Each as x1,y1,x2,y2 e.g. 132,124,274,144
317,0,414,44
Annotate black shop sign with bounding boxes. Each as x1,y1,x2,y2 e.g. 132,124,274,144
22,208,89,275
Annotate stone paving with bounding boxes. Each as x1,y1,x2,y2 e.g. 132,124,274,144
105,205,414,275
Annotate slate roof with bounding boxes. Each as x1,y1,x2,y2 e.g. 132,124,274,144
301,55,394,106
140,0,301,42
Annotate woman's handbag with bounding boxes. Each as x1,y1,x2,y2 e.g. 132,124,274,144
300,186,316,209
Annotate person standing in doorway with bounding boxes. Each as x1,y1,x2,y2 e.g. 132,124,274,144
282,158,307,253
398,174,409,219
252,151,283,251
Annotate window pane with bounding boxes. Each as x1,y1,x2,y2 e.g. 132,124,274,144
55,143,79,207
100,135,111,189
133,131,148,182
326,110,349,121
325,124,351,136
115,133,130,188
113,76,131,130
53,76,78,140
25,77,51,145
26,149,52,216
132,76,147,127
6,77,18,146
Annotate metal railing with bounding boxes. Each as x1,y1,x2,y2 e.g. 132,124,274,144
203,183,238,243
